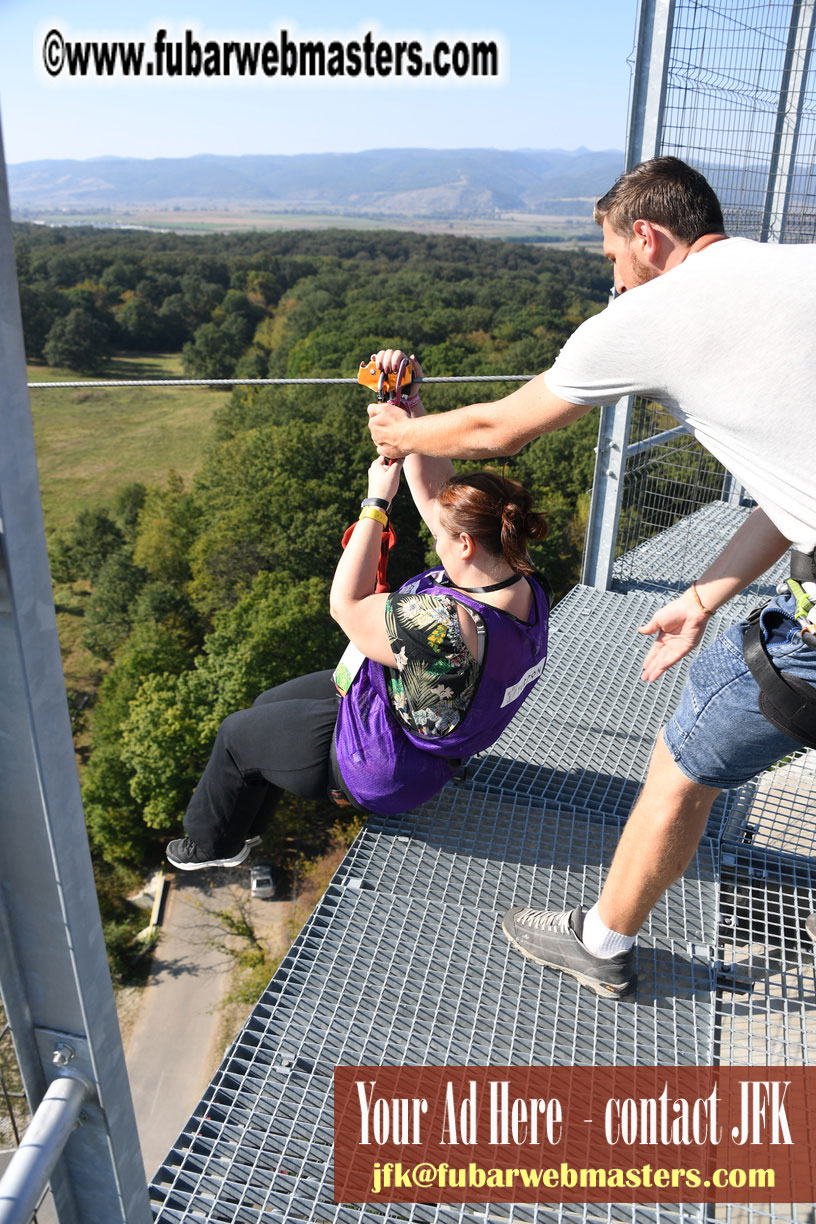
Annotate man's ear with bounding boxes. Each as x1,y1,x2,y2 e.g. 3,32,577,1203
633,218,658,257
633,218,675,269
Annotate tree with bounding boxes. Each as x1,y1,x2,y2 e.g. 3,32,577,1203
156,296,190,348
135,272,179,307
116,296,162,350
123,582,203,675
47,251,82,288
132,472,201,585
179,276,222,326
234,347,268,380
81,549,148,661
117,571,338,838
112,482,148,543
181,322,243,380
18,283,66,358
84,741,160,866
43,307,110,373
100,261,141,300
49,507,125,583
188,885,279,1007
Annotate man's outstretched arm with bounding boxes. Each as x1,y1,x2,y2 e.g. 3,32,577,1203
368,367,589,459
638,507,791,681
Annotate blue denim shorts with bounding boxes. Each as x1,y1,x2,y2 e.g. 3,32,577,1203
663,591,816,789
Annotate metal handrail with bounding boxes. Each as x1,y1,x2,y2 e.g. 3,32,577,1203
625,424,687,458
0,1074,92,1224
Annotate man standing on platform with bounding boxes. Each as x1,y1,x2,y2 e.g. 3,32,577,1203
368,156,816,998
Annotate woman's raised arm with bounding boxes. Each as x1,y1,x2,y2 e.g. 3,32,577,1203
328,455,403,666
372,349,454,533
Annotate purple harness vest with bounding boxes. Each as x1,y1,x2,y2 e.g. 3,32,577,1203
334,568,549,814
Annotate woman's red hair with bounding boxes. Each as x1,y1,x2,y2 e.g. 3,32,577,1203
436,471,547,576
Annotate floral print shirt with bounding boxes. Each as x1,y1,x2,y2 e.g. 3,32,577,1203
384,591,481,738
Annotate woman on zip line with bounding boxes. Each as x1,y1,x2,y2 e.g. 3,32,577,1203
166,353,551,871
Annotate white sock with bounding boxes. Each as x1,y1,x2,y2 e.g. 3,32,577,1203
582,903,636,959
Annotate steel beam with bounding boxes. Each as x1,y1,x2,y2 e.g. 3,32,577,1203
625,423,686,458
0,105,151,1223
626,0,676,168
581,394,633,590
583,1,676,590
0,1076,93,1224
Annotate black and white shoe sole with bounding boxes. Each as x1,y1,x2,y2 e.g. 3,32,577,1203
167,844,252,871
501,913,636,1001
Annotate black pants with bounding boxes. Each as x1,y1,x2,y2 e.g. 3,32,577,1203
182,670,339,857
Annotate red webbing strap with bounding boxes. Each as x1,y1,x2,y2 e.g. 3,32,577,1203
340,520,397,592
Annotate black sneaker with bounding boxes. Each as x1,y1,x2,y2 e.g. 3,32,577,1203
502,904,636,1000
166,836,253,871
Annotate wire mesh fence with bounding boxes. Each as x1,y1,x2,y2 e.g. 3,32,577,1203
614,402,731,587
614,0,816,569
663,0,816,244
0,1005,52,1224
0,1007,29,1151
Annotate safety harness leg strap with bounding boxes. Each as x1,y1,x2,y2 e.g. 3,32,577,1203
743,610,816,749
789,549,816,584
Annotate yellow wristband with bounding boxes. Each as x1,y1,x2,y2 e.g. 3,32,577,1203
690,582,713,616
359,506,388,527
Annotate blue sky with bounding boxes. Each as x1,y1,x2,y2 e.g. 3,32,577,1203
0,1,638,164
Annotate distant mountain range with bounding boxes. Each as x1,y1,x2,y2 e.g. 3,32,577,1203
8,147,624,217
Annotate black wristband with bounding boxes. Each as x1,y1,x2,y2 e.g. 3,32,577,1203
361,497,391,513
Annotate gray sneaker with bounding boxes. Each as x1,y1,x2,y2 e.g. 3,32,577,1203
502,904,636,1000
805,913,816,945
166,837,253,871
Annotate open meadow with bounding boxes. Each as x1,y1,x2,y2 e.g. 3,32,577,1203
29,351,228,530
29,351,228,720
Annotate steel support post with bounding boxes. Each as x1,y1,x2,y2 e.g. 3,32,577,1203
581,395,633,589
583,0,675,590
626,0,676,167
0,106,151,1223
761,0,816,244
721,471,748,508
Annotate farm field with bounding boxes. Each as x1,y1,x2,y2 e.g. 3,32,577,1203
19,206,602,246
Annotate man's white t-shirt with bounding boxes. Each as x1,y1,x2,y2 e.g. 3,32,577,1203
544,237,816,552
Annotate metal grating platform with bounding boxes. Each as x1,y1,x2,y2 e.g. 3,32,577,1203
150,500,816,1224
151,876,715,1224
466,582,742,839
721,752,816,860
610,502,790,615
717,846,816,1068
332,791,719,945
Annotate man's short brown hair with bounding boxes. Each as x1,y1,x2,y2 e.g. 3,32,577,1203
595,156,725,245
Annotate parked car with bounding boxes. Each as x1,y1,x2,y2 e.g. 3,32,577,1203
250,862,276,900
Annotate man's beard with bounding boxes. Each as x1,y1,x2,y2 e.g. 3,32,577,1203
630,254,658,287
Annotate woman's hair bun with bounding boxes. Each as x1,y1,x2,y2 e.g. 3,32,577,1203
437,470,548,575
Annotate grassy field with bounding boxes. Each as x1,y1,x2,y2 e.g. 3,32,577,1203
29,351,228,530
20,207,602,246
29,351,228,717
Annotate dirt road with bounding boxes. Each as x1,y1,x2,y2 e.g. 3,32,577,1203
124,869,292,1179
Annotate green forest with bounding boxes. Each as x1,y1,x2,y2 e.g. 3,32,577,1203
15,222,610,974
